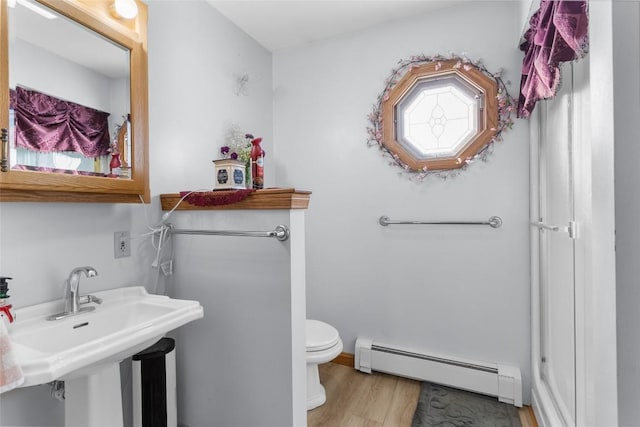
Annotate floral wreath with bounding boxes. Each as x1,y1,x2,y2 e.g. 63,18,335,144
366,54,516,181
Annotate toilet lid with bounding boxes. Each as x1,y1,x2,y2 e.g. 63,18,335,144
306,319,340,352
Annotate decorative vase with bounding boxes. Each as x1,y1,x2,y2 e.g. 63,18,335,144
109,153,121,177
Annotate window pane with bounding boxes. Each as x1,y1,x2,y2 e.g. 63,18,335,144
397,75,481,159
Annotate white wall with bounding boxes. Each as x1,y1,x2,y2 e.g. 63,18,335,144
148,1,274,192
166,209,305,427
109,77,131,144
518,0,537,42
273,1,531,403
613,2,640,426
147,2,283,427
0,1,274,426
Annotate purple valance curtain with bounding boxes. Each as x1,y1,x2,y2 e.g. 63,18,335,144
9,87,111,157
517,0,589,119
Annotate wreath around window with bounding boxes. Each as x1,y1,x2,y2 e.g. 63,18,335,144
366,54,515,181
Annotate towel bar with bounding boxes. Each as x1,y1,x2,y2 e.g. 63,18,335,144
378,216,502,229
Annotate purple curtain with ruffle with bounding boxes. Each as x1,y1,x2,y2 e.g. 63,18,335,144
517,0,589,119
9,87,111,156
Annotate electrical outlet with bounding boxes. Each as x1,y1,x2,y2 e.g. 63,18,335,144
114,231,131,258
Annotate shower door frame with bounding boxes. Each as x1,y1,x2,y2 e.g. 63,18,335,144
530,62,580,427
529,5,618,424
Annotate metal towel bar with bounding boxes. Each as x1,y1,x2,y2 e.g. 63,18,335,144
379,215,502,229
169,224,290,241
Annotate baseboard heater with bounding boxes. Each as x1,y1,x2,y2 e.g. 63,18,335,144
355,337,522,407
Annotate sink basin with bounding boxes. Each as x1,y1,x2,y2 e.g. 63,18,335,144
10,286,204,386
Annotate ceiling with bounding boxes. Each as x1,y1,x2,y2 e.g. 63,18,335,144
10,1,129,79
206,1,467,52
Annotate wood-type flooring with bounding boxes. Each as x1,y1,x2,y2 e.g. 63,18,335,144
307,362,538,427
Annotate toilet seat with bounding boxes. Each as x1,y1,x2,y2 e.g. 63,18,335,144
306,320,339,352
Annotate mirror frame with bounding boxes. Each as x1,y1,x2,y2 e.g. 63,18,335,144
0,0,149,203
382,60,498,171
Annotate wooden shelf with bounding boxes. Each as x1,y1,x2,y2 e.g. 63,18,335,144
160,188,311,211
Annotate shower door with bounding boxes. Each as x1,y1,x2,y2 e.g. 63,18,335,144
534,63,577,427
531,7,619,424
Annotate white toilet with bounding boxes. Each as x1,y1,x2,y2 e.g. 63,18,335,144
306,319,343,411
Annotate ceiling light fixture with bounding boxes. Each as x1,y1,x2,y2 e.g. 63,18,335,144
111,0,138,20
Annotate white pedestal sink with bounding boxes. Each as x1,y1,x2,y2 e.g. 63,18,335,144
9,287,204,427
65,363,124,427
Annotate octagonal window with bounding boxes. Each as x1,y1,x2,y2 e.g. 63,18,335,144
397,75,481,160
382,60,498,171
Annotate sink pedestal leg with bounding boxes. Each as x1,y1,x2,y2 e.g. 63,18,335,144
65,363,123,427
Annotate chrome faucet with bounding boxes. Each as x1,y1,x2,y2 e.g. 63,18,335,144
47,266,102,321
66,266,98,313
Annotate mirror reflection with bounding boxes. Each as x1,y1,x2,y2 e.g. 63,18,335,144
7,0,131,178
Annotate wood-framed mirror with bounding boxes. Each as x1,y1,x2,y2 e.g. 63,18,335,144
0,0,148,203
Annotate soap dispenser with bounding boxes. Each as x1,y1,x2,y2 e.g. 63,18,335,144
0,277,15,323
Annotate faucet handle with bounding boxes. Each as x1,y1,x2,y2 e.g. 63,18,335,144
78,294,102,305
